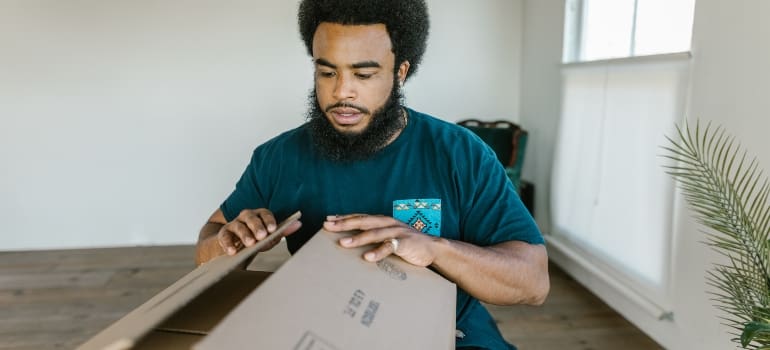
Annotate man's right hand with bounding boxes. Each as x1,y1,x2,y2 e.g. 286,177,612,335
195,208,302,265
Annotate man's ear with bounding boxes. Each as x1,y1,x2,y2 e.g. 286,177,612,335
397,61,411,85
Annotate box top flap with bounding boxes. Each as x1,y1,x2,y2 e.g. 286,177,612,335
77,211,301,350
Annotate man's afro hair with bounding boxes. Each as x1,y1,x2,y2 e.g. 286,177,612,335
298,0,430,80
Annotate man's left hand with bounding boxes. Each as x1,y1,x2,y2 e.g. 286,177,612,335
323,214,441,267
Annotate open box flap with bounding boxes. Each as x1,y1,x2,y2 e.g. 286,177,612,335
77,212,301,350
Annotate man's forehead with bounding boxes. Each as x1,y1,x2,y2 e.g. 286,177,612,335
314,21,390,38
311,22,394,65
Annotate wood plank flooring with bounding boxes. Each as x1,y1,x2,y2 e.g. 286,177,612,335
0,242,663,349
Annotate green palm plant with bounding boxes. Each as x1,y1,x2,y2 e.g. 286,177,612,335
663,122,770,349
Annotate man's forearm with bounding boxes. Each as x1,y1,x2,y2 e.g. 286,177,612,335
430,239,549,306
195,222,225,265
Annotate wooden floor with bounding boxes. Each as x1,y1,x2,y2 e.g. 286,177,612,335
0,242,663,349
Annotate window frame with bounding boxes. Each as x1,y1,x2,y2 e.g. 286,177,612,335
564,0,693,63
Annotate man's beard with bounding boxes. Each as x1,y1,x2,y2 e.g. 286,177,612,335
306,79,405,162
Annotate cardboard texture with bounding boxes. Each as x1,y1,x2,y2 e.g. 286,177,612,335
80,211,456,350
195,230,456,350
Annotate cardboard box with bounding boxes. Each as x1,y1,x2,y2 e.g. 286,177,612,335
79,212,456,349
196,228,456,350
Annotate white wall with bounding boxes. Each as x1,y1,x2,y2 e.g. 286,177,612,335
521,0,769,348
407,0,523,121
519,0,564,232
0,0,523,250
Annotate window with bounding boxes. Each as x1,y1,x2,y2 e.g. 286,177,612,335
551,0,697,318
563,0,696,62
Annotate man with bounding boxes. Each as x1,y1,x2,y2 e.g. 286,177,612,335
195,0,549,349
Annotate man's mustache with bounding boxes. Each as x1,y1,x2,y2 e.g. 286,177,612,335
324,102,370,115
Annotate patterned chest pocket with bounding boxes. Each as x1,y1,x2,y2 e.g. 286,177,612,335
392,199,442,236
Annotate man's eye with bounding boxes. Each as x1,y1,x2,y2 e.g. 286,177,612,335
318,71,335,78
355,73,374,79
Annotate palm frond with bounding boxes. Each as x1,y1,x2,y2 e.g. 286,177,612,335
663,121,770,349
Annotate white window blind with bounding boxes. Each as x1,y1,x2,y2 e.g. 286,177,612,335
550,54,690,311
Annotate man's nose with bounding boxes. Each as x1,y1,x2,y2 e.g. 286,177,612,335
332,74,356,100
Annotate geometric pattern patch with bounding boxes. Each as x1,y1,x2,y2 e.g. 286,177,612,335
392,198,441,236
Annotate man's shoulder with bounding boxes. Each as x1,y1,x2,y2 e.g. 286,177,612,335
408,108,491,153
407,108,480,142
252,123,311,155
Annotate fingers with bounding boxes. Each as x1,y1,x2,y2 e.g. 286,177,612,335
218,209,291,255
284,220,303,236
239,209,277,240
325,213,364,222
362,240,398,262
230,220,256,247
338,227,395,248
323,214,397,232
339,230,400,262
217,229,240,255
337,226,405,263
328,215,406,261
327,213,436,267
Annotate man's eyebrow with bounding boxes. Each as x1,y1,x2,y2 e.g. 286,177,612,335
315,58,336,69
314,59,382,70
351,61,381,69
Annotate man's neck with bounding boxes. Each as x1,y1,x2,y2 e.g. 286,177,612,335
383,107,408,147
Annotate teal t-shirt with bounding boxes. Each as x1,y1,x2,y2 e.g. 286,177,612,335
221,108,544,349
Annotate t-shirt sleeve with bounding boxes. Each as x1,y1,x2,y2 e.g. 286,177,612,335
460,137,544,246
220,149,268,222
